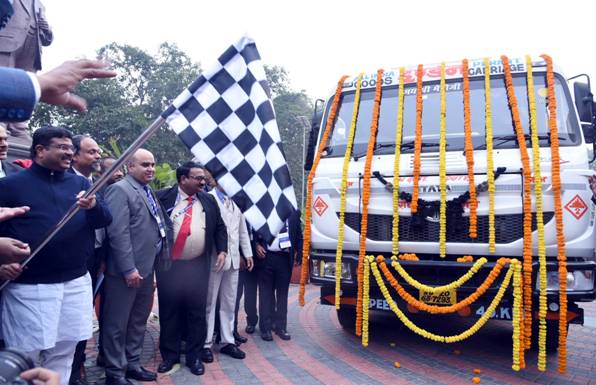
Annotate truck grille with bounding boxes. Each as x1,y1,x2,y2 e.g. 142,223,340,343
341,212,554,243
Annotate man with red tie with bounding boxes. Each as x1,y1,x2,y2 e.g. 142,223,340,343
156,161,227,376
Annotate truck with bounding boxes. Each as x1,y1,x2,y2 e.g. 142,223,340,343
304,56,596,351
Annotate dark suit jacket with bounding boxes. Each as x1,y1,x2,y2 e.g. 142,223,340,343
2,160,23,176
157,185,228,262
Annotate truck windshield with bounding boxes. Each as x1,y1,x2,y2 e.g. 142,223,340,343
321,72,580,158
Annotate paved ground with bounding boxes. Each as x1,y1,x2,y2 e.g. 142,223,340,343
86,284,596,385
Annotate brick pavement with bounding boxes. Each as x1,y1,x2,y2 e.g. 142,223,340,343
85,285,596,385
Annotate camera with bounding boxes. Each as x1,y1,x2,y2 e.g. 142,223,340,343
0,349,33,385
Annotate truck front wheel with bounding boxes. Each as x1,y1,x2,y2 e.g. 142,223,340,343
336,307,357,331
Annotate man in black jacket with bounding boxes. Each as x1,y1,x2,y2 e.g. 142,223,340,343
156,161,227,376
256,209,302,341
0,126,112,385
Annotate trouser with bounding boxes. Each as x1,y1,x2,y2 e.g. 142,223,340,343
258,251,292,332
101,274,154,378
204,268,239,347
27,340,78,385
156,257,210,362
234,267,258,332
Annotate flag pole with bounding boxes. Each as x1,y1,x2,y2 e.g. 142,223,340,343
0,116,167,291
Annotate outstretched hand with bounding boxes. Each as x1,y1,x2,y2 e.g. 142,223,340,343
37,59,117,112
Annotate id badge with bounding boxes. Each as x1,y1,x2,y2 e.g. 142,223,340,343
159,227,166,238
279,231,291,249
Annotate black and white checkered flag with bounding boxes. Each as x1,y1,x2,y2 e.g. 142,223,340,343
162,36,297,243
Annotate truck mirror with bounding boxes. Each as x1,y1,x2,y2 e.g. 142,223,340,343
574,82,594,123
304,99,325,171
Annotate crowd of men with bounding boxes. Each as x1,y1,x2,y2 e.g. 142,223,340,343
0,2,303,385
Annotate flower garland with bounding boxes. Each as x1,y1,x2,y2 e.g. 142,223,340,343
392,67,406,255
356,69,385,335
456,255,474,263
512,258,523,371
391,257,488,293
411,64,424,213
462,59,477,238
397,253,419,261
526,55,548,371
362,255,371,347
541,54,568,373
439,62,448,257
299,75,348,306
484,57,496,253
378,256,509,314
335,73,364,309
369,258,516,343
501,55,533,349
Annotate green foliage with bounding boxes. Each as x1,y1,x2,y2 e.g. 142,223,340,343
151,163,176,190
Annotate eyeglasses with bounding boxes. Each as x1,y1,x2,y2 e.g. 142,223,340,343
48,144,75,152
187,175,206,181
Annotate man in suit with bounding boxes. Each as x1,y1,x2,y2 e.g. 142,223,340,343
0,125,22,177
257,209,302,341
68,134,102,385
102,149,171,385
0,0,52,141
202,181,253,361
155,161,227,376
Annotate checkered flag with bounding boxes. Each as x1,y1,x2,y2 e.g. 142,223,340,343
162,36,297,243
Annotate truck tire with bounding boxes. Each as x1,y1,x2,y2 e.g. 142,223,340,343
531,320,568,353
336,307,357,331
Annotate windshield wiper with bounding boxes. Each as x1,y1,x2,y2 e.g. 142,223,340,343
469,134,567,152
400,140,447,150
352,143,396,161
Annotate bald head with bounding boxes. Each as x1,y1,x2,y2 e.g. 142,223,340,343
127,148,155,185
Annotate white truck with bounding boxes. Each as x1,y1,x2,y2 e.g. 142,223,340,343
305,57,596,350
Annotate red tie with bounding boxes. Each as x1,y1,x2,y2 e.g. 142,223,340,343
172,196,194,260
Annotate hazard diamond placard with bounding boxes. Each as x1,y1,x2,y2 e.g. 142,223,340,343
313,196,329,217
564,194,588,220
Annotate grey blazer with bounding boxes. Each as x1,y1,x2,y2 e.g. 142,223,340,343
104,175,170,278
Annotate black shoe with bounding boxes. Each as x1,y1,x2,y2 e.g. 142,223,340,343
245,325,256,334
157,360,179,373
234,331,247,345
95,352,105,367
200,347,214,363
261,331,273,341
275,329,291,340
105,377,133,385
220,343,246,359
69,378,97,385
187,359,205,376
125,367,157,382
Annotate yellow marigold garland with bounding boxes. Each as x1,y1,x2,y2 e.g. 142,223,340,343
512,258,523,371
501,55,533,349
362,255,371,347
391,257,488,293
369,258,516,343
411,64,424,213
299,75,348,306
526,55,548,371
335,73,364,309
439,62,448,257
541,54,568,373
392,67,406,255
356,69,385,335
484,57,496,253
379,256,510,314
462,59,477,238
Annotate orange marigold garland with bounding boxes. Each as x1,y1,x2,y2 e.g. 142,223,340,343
462,59,477,238
501,55,533,349
299,75,348,306
356,69,385,335
541,54,568,374
411,64,424,213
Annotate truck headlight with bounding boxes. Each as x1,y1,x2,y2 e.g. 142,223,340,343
311,259,352,280
537,271,595,292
